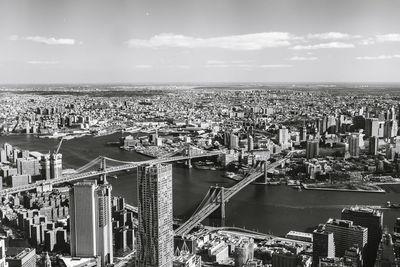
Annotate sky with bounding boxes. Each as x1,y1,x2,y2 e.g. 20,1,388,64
0,0,400,84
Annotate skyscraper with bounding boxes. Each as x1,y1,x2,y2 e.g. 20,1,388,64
278,127,289,148
312,224,335,267
70,180,113,266
341,207,383,267
50,153,62,179
325,218,368,258
40,154,51,180
137,164,173,267
348,135,360,158
369,136,379,156
247,135,254,151
306,140,319,159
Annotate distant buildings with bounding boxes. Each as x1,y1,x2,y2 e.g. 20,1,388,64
137,164,174,267
347,135,360,158
69,180,113,267
278,127,290,149
369,136,379,156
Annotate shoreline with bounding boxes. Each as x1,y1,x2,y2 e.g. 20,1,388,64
302,184,385,193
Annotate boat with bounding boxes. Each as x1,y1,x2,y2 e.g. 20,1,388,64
224,172,235,179
386,201,400,209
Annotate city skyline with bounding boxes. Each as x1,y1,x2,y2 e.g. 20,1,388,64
1,0,400,83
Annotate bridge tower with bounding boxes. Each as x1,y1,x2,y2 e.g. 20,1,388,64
255,160,268,184
99,157,108,184
208,185,226,227
186,144,192,168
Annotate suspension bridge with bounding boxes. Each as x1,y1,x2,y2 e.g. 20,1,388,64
174,150,299,236
0,145,222,196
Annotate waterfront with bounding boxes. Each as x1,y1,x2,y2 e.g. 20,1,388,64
1,133,400,236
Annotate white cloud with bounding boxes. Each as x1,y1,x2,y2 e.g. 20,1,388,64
358,38,375,46
290,42,355,50
9,35,76,45
260,64,292,68
134,65,152,69
307,32,359,40
356,55,400,60
376,34,400,42
27,61,59,65
288,56,318,61
127,32,299,50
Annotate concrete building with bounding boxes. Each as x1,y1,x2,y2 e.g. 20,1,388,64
50,153,62,179
69,180,113,267
325,219,367,258
0,239,6,267
306,140,320,159
341,207,383,267
369,136,379,156
137,164,173,267
278,127,289,148
347,135,360,158
6,247,36,267
312,225,335,267
375,233,396,267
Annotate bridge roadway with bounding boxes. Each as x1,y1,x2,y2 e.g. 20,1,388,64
174,158,287,236
0,151,222,196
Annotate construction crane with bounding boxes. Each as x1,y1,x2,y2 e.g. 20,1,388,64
55,137,64,154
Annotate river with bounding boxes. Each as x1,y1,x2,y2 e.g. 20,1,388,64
1,133,400,236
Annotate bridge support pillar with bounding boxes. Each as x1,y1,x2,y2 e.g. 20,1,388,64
255,161,268,184
186,158,192,168
209,186,226,227
99,157,108,184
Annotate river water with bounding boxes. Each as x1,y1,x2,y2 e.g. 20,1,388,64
1,133,400,236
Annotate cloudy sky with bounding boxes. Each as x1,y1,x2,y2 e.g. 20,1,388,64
0,0,400,83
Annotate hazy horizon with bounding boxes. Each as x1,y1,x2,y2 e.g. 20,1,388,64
1,0,400,84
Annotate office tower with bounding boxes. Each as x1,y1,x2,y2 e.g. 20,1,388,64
375,233,396,267
312,224,335,267
341,207,383,267
230,134,239,149
306,140,319,159
325,218,368,258
247,135,254,151
384,120,398,139
348,135,360,157
137,164,173,267
70,180,113,266
40,154,51,180
366,118,380,138
327,115,337,134
0,148,6,163
278,127,289,147
50,153,62,179
300,126,307,142
369,137,379,156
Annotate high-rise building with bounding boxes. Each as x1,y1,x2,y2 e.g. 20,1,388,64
369,137,379,156
300,126,307,142
230,134,239,150
325,218,368,258
306,140,319,159
247,136,254,151
312,224,335,267
137,164,173,267
341,207,383,267
70,180,113,266
50,153,62,179
40,154,51,180
343,246,363,267
348,135,360,157
278,127,289,148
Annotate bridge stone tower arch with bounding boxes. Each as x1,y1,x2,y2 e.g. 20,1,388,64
208,185,226,227
99,157,108,184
